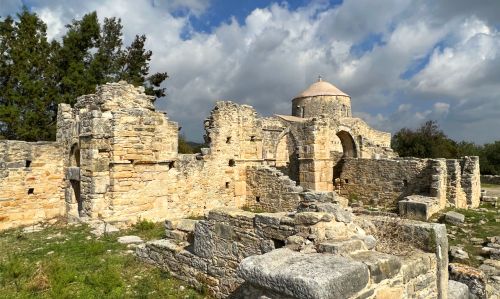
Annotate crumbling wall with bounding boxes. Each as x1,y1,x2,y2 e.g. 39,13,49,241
339,156,480,211
245,166,303,212
481,175,500,185
446,159,467,208
338,158,437,208
460,156,481,208
0,141,65,230
138,207,444,299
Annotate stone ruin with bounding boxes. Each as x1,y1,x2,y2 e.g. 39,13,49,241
0,78,485,298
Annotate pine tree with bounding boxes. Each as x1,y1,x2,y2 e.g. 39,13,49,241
0,9,58,140
0,9,168,141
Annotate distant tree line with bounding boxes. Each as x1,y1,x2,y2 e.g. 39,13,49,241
392,120,500,175
178,134,206,154
0,8,168,141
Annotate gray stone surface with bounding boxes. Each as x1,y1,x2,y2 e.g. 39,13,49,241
89,222,119,236
481,195,498,203
398,195,439,221
445,211,465,224
117,235,143,244
300,191,336,203
349,250,402,283
449,263,487,299
448,280,470,299
450,246,470,261
238,248,369,299
294,212,331,225
317,239,366,255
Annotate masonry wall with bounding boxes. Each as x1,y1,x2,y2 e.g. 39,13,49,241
0,141,65,230
138,208,444,299
481,175,500,185
446,159,467,208
245,166,303,212
460,156,481,208
339,157,480,210
58,87,260,225
338,158,440,209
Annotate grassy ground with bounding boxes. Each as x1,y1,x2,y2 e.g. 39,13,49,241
437,183,500,267
0,220,207,299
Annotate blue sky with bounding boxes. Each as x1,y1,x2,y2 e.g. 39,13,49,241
2,0,500,143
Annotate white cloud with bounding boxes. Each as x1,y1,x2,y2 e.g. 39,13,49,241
1,0,499,143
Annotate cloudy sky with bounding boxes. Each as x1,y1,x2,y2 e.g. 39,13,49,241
2,0,500,143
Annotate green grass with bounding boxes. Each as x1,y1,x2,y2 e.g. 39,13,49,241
240,204,266,213
442,203,500,267
0,221,207,299
481,183,500,188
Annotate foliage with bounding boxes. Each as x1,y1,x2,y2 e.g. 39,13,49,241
178,134,206,154
392,120,500,174
392,120,457,159
0,223,204,298
0,8,168,141
178,134,195,154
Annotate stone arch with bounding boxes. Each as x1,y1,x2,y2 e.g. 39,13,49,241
336,130,357,158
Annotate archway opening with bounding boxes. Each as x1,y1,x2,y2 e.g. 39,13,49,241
70,144,80,167
275,133,300,184
68,143,83,217
336,131,357,158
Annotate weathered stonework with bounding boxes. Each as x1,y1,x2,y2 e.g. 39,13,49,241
0,141,65,230
137,206,446,299
0,78,480,234
0,78,486,299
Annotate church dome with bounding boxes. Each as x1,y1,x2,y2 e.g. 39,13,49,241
293,77,349,99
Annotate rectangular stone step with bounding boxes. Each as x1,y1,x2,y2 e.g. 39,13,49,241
317,239,366,255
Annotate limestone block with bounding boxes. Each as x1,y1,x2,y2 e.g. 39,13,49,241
294,212,332,225
317,239,366,255
117,235,143,244
350,250,402,283
445,211,465,225
238,248,369,299
448,280,470,299
398,195,439,221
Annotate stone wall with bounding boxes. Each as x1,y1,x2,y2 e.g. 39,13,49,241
138,207,444,299
292,95,352,118
0,141,65,230
446,159,468,209
460,156,481,207
54,86,268,225
481,175,500,185
338,157,480,211
245,166,303,212
338,158,438,209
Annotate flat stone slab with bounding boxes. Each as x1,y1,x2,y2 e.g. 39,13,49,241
317,239,366,255
445,211,465,224
117,235,143,244
238,248,369,299
448,280,470,299
481,195,498,202
165,219,198,232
